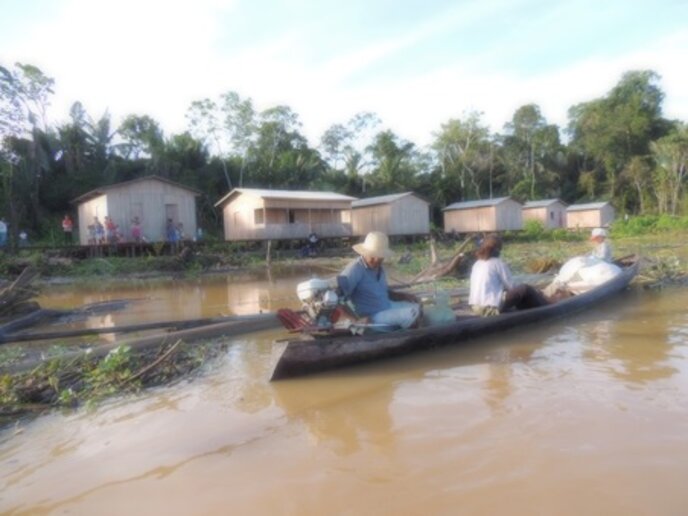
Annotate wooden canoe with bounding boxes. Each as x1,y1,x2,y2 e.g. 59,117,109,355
270,257,639,381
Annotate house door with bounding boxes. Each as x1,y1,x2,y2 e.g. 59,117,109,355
165,204,179,223
131,202,143,221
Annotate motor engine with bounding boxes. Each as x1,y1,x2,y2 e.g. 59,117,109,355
296,278,340,328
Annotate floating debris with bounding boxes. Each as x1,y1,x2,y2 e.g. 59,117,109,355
635,255,688,289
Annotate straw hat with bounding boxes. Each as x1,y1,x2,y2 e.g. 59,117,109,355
353,231,394,258
590,228,608,239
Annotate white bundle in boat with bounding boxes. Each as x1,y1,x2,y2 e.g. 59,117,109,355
548,256,621,294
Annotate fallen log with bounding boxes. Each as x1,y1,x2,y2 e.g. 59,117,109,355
0,313,277,345
1,313,281,374
0,308,65,337
0,299,139,340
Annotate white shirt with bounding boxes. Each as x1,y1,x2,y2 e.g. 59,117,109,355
469,257,513,308
591,241,612,262
0,220,6,233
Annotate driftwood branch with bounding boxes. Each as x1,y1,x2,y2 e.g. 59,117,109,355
410,236,474,284
124,339,183,384
429,237,438,266
0,267,40,317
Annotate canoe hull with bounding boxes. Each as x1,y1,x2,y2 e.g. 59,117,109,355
271,259,639,380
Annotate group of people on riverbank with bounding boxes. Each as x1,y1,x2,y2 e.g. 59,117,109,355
334,228,614,332
0,218,30,248
83,216,187,246
60,215,203,245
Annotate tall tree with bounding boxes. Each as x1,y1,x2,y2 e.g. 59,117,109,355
319,112,381,194
432,111,491,202
568,70,669,205
651,123,688,214
501,104,563,199
220,91,256,187
366,130,421,193
186,98,233,189
0,63,56,241
249,105,324,188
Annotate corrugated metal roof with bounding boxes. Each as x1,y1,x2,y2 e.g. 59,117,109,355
351,192,418,208
567,202,611,212
523,199,567,209
443,196,514,211
214,188,357,207
71,175,201,204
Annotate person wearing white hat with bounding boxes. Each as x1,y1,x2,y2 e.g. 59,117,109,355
334,231,420,331
589,228,612,262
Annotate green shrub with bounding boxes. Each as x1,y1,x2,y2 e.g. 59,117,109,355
611,214,688,237
523,220,546,239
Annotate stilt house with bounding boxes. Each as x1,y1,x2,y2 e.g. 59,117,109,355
214,188,357,241
72,176,200,244
443,197,523,233
351,192,430,236
566,202,615,229
522,199,568,229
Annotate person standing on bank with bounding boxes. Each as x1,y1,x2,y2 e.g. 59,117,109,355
0,218,7,248
469,234,549,317
590,228,612,262
334,231,420,331
62,214,73,245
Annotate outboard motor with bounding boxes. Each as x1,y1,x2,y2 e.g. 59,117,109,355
276,277,360,334
296,278,340,328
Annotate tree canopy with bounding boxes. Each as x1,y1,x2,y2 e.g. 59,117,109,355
0,62,686,241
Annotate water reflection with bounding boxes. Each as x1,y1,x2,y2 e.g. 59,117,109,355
580,290,679,384
35,268,316,345
482,343,539,413
272,374,398,456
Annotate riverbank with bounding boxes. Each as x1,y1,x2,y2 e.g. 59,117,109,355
0,227,686,287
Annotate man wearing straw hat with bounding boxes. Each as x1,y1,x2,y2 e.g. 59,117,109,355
333,231,420,332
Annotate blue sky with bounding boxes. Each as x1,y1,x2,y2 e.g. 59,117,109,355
1,0,686,146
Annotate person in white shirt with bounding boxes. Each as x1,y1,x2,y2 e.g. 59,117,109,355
590,228,612,262
469,235,549,317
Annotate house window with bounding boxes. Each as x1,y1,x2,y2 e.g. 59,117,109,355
288,209,296,224
550,211,554,220
254,209,264,224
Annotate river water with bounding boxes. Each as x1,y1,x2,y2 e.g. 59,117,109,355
2,272,688,515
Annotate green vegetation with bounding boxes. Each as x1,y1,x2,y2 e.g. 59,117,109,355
0,339,229,425
611,214,688,237
507,220,586,243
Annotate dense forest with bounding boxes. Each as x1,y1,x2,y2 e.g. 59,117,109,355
1,62,686,241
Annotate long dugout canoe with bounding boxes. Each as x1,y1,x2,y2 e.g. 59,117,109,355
271,257,639,381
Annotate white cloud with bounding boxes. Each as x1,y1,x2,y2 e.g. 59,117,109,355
3,0,236,128
1,0,686,153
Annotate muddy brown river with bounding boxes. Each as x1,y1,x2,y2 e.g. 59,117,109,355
1,271,688,515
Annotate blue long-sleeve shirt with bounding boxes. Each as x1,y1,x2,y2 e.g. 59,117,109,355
336,257,391,317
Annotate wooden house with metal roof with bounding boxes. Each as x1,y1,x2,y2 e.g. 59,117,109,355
71,176,200,245
522,199,568,229
351,192,430,237
443,196,523,233
214,188,357,241
566,201,615,229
